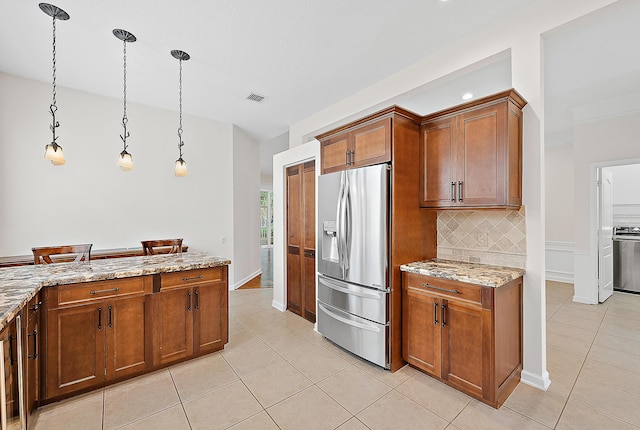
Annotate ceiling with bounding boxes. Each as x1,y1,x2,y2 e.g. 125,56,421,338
1,0,536,143
2,1,638,153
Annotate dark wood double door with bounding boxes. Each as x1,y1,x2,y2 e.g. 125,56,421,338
286,161,316,323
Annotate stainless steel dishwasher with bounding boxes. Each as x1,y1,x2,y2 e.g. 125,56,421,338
613,226,640,294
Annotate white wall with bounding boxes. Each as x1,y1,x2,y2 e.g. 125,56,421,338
280,0,617,390
232,125,261,288
545,144,575,282
607,164,640,204
0,72,260,288
259,132,289,187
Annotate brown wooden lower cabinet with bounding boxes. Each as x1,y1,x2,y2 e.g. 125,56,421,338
44,277,154,400
42,267,229,402
153,267,228,366
402,272,522,408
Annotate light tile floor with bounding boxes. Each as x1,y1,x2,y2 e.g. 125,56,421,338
31,282,640,429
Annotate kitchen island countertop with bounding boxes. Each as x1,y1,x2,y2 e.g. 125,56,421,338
400,259,525,288
0,251,231,331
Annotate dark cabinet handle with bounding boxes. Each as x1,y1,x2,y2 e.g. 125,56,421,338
90,288,120,295
304,250,315,258
422,283,460,294
30,301,42,312
441,303,447,327
108,305,113,328
28,330,38,360
182,275,204,282
187,291,192,311
345,150,350,166
458,181,463,202
433,302,438,326
451,182,456,202
98,307,102,330
350,149,355,165
195,289,199,310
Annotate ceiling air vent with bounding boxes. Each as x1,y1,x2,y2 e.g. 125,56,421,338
246,92,266,103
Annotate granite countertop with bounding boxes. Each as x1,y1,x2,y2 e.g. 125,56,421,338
400,259,525,288
0,251,231,332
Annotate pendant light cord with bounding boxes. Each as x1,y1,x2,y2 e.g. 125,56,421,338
49,14,60,145
120,38,130,151
177,57,184,159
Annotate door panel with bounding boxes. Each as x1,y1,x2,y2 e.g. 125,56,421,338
420,118,456,207
46,303,104,398
287,161,316,323
343,164,388,289
303,162,316,323
154,287,193,365
599,168,614,302
106,295,151,380
287,165,303,316
321,135,349,174
402,286,440,376
194,283,227,354
441,299,484,397
459,103,506,206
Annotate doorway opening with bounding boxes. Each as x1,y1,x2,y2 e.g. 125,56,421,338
596,162,640,302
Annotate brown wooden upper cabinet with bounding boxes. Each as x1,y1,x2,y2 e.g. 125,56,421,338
319,117,392,174
419,89,527,209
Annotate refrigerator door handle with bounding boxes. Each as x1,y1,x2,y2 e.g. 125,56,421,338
318,303,381,332
319,276,386,299
344,173,352,269
336,172,345,269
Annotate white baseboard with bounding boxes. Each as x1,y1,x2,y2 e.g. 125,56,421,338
232,269,261,290
520,369,551,391
272,300,286,312
545,270,574,284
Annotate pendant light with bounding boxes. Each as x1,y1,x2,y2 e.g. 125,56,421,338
172,50,190,177
39,3,69,166
113,29,136,171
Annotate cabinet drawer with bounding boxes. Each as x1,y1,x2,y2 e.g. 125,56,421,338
161,267,224,290
52,276,152,308
404,273,482,304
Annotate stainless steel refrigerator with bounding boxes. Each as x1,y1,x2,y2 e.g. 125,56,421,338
317,163,390,368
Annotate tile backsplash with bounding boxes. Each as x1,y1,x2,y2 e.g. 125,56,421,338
437,207,527,269
613,204,640,227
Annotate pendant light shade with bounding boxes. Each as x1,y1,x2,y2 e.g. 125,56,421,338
172,49,190,177
44,143,65,165
40,3,69,166
114,29,137,171
117,151,133,171
174,158,188,176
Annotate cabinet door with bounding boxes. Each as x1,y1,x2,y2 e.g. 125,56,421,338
458,102,507,207
321,133,350,174
105,295,152,380
420,116,457,208
351,117,391,169
1,319,20,427
193,283,227,355
45,303,105,399
440,299,485,398
402,285,441,377
154,287,193,366
26,295,42,415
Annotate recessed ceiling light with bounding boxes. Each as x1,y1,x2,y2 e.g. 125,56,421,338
462,93,473,100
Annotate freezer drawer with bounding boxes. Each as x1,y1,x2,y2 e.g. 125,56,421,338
318,274,388,325
317,301,389,369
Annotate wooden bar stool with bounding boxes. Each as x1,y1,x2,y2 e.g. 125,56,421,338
32,244,93,264
141,239,183,255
